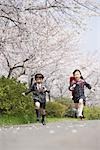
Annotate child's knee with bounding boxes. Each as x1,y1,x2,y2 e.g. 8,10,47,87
79,98,83,104
35,102,40,109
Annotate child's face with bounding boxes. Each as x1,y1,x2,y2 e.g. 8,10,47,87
74,71,81,80
35,77,43,84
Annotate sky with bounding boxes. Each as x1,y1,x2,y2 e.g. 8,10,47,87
79,15,100,54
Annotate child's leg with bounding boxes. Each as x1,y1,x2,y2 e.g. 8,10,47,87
35,101,40,121
41,109,46,122
77,99,84,117
82,100,86,118
40,103,46,125
74,103,78,118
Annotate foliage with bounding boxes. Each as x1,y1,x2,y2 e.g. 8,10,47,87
55,97,73,108
0,76,35,119
0,77,100,126
46,101,67,118
84,106,100,120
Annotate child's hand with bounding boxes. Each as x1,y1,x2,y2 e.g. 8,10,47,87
70,84,76,90
90,89,95,93
22,92,25,96
72,84,76,88
39,87,47,93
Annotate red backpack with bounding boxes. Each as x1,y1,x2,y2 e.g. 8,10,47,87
69,76,76,96
70,76,76,86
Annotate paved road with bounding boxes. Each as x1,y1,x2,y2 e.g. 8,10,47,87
0,120,100,150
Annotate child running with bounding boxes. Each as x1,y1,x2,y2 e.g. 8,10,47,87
69,69,94,119
22,73,50,125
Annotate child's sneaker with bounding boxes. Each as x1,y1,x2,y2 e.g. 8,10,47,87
36,118,40,122
79,116,83,120
41,119,46,125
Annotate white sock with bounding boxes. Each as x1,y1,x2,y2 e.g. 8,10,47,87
77,99,83,117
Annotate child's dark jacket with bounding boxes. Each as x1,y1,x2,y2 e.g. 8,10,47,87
69,79,91,100
25,83,50,103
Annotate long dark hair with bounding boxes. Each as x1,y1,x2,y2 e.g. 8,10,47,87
73,69,84,80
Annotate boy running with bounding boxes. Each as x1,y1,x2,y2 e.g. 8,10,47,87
23,73,50,125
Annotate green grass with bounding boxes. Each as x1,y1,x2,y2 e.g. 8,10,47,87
47,117,77,123
0,115,78,126
0,115,35,126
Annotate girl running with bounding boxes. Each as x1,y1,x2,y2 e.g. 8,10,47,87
69,69,94,119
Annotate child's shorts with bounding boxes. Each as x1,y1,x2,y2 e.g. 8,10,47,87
40,102,46,109
73,98,86,105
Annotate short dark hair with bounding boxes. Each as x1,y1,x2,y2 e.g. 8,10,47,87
35,73,44,80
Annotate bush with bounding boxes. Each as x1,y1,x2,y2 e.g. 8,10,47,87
0,76,35,120
54,97,74,117
84,106,100,120
55,97,72,108
46,101,66,118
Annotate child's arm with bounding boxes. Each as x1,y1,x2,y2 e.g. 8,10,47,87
42,85,50,93
47,91,51,101
22,85,34,96
43,85,51,101
84,81,91,89
25,89,33,95
69,76,76,91
84,81,95,93
69,83,76,91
